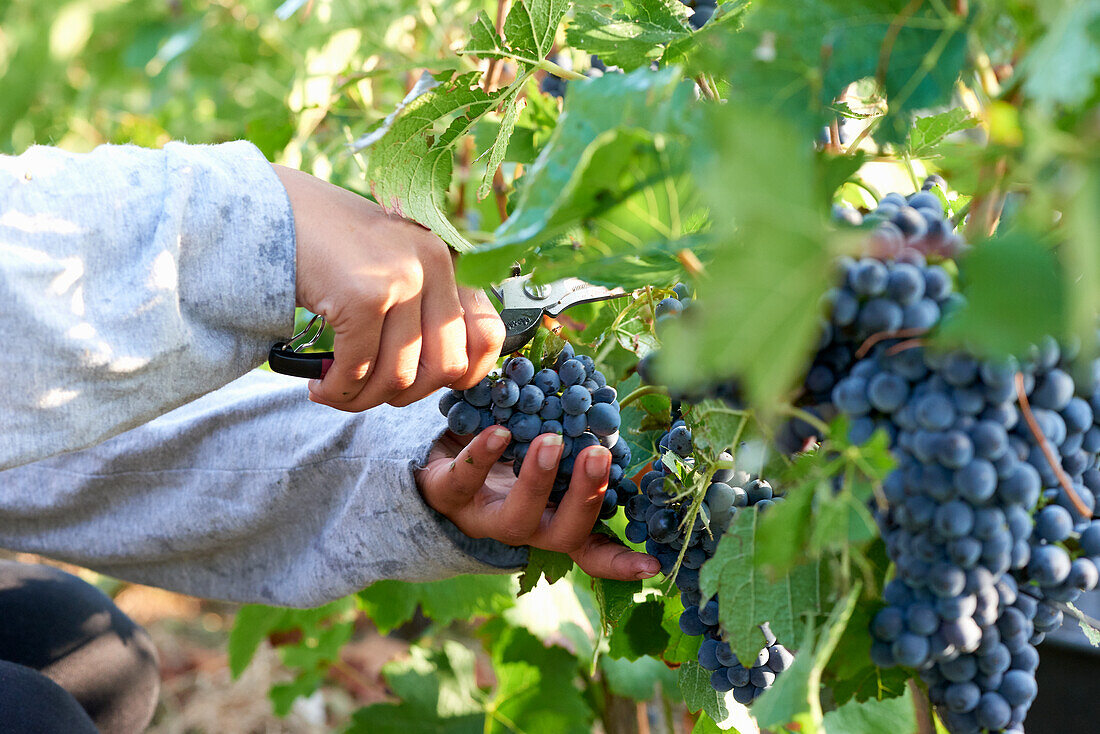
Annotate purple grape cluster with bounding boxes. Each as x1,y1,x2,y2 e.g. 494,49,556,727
811,257,1100,731
624,417,794,702
439,343,635,515
833,175,967,261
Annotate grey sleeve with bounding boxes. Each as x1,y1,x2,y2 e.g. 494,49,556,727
0,370,527,608
0,142,297,471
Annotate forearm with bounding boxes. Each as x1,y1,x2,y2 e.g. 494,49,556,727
0,371,525,607
0,142,296,470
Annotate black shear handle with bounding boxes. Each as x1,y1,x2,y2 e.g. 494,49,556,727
269,343,334,379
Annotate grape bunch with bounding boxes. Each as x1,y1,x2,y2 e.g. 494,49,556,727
807,239,1100,731
832,175,967,261
439,343,635,515
624,418,794,702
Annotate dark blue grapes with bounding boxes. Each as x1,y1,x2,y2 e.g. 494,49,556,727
628,414,793,702
439,343,633,516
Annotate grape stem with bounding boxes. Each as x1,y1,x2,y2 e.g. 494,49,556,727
856,326,930,358
884,337,926,356
1015,372,1093,519
619,384,668,408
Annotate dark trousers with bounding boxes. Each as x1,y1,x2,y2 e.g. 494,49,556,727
0,561,159,733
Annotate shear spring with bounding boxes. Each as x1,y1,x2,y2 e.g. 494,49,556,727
287,314,327,353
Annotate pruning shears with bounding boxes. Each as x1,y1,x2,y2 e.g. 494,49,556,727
268,272,627,379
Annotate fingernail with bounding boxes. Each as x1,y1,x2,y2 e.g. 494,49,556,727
634,557,661,579
487,426,510,452
308,379,321,392
538,434,563,470
586,448,611,479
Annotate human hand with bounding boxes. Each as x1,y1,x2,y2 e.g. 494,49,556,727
273,165,504,410
417,427,661,581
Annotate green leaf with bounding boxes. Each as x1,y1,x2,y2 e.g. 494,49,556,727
518,547,575,594
699,499,821,664
271,671,325,717
711,0,971,142
657,106,835,411
691,714,725,734
359,70,501,251
600,654,678,700
936,229,1067,358
679,661,729,723
593,576,643,630
566,0,692,71
464,0,570,63
608,598,670,659
356,575,516,634
1019,1,1100,108
661,592,703,663
686,399,746,457
347,642,485,733
456,67,697,285
228,598,356,679
753,586,860,734
489,625,594,733
477,98,524,200
829,664,912,707
906,108,978,158
822,685,915,734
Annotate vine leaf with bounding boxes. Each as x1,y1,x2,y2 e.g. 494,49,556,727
699,507,821,665
607,597,669,659
464,0,570,63
518,547,575,594
355,575,516,634
906,108,978,158
753,586,860,734
658,106,833,414
678,661,729,723
456,67,698,286
936,228,1067,357
360,0,571,249
348,631,592,732
712,0,971,142
592,575,642,630
357,70,498,251
1019,1,1100,108
686,399,744,457
566,0,692,71
821,683,915,734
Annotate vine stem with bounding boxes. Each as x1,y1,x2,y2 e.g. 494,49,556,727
909,680,938,734
856,326,930,358
1015,372,1093,518
538,58,586,81
619,384,668,408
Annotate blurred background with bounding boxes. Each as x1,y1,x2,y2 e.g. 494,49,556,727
1,0,493,730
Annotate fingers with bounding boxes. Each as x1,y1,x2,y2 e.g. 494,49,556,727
389,262,469,407
539,446,612,551
318,297,424,410
570,534,661,581
307,300,384,409
449,287,505,390
419,427,511,517
494,434,564,543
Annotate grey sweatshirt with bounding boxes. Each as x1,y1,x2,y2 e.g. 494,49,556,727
0,142,524,607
